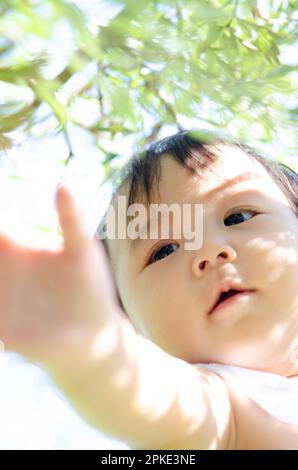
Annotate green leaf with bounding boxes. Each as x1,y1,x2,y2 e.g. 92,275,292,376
31,79,67,128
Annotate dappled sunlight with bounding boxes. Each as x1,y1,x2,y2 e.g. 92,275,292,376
90,321,122,360
121,337,228,448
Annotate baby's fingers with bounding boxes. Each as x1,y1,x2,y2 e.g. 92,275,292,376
0,230,24,252
55,185,89,255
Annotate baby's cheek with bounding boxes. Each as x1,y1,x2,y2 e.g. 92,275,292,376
252,239,298,310
264,245,297,285
245,236,296,281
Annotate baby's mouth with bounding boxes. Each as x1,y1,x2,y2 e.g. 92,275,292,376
208,288,255,315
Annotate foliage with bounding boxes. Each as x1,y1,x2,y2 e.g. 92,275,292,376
0,0,297,178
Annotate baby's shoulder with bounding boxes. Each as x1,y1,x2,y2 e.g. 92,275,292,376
226,380,298,449
196,365,298,450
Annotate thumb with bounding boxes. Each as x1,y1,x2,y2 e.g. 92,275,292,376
55,184,89,255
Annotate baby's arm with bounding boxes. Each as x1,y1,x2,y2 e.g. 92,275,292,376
46,321,234,449
0,186,234,450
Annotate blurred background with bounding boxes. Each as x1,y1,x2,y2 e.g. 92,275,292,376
0,0,297,449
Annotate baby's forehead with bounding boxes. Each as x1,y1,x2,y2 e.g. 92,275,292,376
111,146,286,218
146,146,278,206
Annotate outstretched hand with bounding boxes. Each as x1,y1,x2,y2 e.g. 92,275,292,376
0,185,118,364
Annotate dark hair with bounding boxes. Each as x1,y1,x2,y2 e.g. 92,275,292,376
96,130,298,310
98,129,298,234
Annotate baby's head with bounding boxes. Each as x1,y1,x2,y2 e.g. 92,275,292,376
96,130,298,374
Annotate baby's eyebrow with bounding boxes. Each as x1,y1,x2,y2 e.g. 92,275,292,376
127,171,263,251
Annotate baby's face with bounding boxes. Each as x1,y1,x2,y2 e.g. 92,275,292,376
109,146,298,374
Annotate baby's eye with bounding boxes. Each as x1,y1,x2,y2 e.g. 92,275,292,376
224,209,258,226
149,242,179,264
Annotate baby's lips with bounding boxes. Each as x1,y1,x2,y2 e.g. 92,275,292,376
208,282,256,315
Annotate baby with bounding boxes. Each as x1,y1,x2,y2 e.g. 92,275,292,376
0,130,298,449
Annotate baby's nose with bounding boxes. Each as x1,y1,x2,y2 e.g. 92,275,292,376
192,244,236,275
